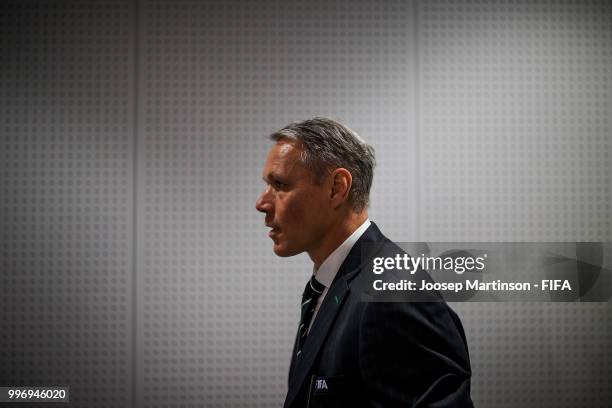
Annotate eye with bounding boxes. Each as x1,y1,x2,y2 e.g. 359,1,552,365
273,180,286,190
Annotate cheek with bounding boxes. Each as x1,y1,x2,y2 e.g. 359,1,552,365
295,192,328,224
276,187,328,229
281,198,307,225
271,193,297,223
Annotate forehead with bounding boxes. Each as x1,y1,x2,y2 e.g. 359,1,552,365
263,140,304,174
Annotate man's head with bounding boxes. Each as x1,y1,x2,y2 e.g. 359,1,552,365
255,117,375,261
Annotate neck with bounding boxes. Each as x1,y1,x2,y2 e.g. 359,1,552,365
308,210,368,269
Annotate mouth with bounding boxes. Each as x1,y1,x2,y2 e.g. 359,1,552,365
267,225,280,237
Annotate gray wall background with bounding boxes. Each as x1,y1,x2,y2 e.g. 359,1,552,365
1,0,611,407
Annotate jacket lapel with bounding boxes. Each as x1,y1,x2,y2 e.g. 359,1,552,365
284,222,388,407
284,278,349,407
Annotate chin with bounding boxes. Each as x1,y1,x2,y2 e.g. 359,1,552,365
273,244,302,258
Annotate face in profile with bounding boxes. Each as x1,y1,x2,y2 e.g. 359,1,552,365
255,140,332,258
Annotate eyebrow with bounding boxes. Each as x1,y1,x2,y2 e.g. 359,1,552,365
263,170,291,184
262,172,279,183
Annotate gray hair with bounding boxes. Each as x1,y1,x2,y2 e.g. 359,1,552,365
270,117,376,212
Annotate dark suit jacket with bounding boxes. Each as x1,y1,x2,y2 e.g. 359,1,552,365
284,222,472,408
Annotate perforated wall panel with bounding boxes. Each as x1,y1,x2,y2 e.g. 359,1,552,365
418,1,612,406
1,1,134,407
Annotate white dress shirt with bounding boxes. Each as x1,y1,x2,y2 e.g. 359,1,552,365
308,218,371,332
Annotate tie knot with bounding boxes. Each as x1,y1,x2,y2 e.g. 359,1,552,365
303,275,325,299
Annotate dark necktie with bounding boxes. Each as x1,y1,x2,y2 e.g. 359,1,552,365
296,275,325,357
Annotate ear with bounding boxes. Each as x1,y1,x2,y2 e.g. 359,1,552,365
329,168,352,209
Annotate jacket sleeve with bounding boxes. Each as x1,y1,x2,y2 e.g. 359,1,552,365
358,300,473,407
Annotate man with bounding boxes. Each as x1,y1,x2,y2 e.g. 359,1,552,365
255,118,472,407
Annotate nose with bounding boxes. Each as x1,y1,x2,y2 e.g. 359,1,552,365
255,186,273,214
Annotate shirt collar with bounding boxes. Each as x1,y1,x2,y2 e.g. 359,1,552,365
313,219,371,288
